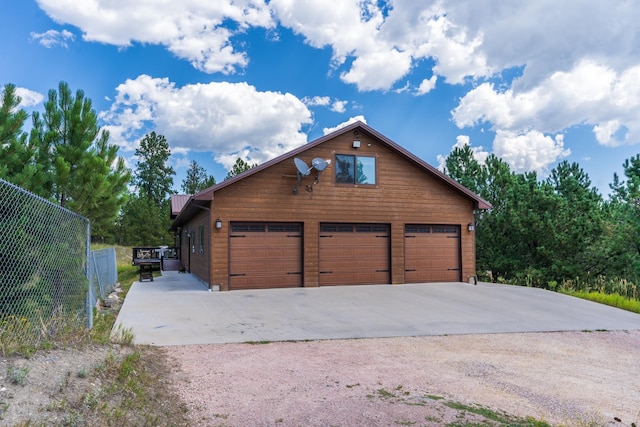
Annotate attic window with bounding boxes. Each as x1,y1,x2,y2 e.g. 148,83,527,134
335,154,376,185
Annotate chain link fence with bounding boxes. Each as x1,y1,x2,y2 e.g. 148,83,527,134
0,179,94,348
87,247,118,324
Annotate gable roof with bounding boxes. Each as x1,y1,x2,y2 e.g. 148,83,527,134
170,194,191,218
171,121,491,228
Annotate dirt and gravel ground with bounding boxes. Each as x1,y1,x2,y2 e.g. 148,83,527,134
167,330,640,427
1,330,638,426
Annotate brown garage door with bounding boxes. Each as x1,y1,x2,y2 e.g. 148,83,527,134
405,224,461,282
319,223,390,286
229,223,302,290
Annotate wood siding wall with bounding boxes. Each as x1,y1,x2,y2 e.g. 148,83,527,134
207,132,476,290
181,209,210,281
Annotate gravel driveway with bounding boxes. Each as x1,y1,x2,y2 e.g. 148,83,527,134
167,330,640,426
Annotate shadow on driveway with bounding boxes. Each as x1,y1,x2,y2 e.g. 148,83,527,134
113,271,640,346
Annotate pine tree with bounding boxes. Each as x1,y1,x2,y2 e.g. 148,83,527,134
28,82,130,239
0,84,46,193
116,131,175,246
225,157,257,180
181,160,216,194
134,132,174,206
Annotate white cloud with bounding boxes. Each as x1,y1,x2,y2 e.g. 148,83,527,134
35,0,274,74
416,75,437,95
436,2,640,170
322,115,367,135
453,59,640,164
440,0,640,89
172,156,192,170
171,147,191,156
493,130,570,174
14,88,44,108
35,0,640,95
302,96,330,107
302,96,348,113
100,75,312,169
340,48,413,91
384,1,491,85
271,0,415,91
272,0,491,90
271,0,383,65
436,135,489,171
34,0,640,173
214,149,254,171
331,100,348,113
454,135,470,148
30,29,75,48
269,0,640,171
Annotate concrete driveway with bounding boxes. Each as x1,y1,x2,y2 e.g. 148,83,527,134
113,271,640,346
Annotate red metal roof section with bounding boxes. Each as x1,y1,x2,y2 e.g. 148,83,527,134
170,194,191,218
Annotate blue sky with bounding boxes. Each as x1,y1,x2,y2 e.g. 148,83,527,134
3,1,640,196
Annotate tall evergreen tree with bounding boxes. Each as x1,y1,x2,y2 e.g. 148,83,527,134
117,131,175,246
0,84,47,192
134,131,174,206
117,195,172,246
181,160,216,194
546,161,604,277
474,155,516,279
443,144,487,195
29,82,130,239
606,155,640,278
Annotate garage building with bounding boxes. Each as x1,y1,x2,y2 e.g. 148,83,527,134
170,121,490,291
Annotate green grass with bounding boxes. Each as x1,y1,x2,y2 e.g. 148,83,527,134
510,274,640,314
117,264,139,294
562,291,640,314
364,387,552,426
443,401,553,426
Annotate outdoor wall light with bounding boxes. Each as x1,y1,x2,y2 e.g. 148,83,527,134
352,140,361,149
215,218,223,230
468,223,475,232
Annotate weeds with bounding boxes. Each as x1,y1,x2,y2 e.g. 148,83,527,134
0,400,9,418
509,274,640,314
0,311,91,357
376,388,397,399
442,401,553,426
7,364,30,385
365,385,552,427
563,291,640,314
0,246,191,426
76,368,88,379
110,324,134,345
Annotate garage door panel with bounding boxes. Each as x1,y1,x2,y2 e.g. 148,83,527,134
319,223,390,286
229,223,302,290
405,225,460,283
